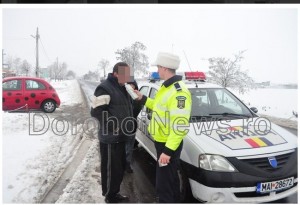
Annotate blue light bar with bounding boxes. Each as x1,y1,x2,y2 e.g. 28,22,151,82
149,72,160,80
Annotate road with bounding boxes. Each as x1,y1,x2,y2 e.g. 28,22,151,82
80,80,297,203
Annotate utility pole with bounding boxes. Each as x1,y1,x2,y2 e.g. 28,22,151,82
31,27,40,77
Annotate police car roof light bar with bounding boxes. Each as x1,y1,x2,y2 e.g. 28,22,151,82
184,71,206,81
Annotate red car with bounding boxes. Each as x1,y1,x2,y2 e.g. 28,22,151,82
2,77,61,113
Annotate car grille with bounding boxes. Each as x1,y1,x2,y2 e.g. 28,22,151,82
240,152,294,172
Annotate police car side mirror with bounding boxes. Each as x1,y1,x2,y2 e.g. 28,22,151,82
250,107,258,113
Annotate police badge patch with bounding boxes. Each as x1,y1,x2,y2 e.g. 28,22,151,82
176,96,186,109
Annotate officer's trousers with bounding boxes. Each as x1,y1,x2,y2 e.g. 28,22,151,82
155,141,183,203
100,142,126,198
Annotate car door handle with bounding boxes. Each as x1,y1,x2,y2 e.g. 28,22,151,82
16,93,22,95
40,92,46,94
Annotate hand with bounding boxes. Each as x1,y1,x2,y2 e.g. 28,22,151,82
134,90,143,100
159,153,171,165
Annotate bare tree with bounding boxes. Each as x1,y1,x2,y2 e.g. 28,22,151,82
48,61,68,81
60,62,68,80
66,70,76,80
6,55,14,71
115,41,149,77
208,51,254,94
98,59,110,80
13,57,22,75
83,70,99,81
20,60,31,76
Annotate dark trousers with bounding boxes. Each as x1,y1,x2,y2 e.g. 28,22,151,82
125,135,135,165
155,141,183,203
100,142,126,198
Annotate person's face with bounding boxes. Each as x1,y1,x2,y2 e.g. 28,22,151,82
157,65,166,80
115,66,131,85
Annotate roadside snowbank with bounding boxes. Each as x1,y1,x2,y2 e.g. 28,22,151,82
56,139,105,203
2,80,84,203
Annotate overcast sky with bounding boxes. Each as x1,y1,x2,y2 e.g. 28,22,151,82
2,6,298,84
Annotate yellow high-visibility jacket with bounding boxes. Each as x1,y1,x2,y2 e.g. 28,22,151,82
143,76,192,156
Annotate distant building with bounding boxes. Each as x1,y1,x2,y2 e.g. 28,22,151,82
254,81,270,88
2,70,16,78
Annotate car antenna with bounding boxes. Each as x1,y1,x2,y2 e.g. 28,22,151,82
183,50,198,88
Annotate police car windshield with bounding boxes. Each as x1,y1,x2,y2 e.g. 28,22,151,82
189,88,254,120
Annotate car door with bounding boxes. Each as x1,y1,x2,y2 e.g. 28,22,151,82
24,79,47,109
2,79,25,110
136,85,158,159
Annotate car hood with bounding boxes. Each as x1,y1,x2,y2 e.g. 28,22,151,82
186,117,298,157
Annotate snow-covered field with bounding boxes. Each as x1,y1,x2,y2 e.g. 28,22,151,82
228,88,298,130
2,80,85,203
231,88,298,121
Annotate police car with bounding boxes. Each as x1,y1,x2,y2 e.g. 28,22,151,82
135,72,297,203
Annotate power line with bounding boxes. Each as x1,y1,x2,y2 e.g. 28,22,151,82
3,37,32,41
39,37,52,63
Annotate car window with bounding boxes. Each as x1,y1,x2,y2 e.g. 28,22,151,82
25,80,46,90
149,88,157,99
139,86,149,96
2,80,22,91
214,89,243,113
189,88,252,119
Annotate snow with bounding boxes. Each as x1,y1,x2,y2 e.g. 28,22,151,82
56,140,104,203
50,79,83,106
2,80,84,203
229,88,298,126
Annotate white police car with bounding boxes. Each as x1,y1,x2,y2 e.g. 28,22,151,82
136,72,297,203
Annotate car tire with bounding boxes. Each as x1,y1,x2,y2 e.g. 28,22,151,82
178,165,193,203
41,100,56,113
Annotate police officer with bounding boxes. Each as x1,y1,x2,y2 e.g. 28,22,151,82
91,62,134,203
135,52,192,203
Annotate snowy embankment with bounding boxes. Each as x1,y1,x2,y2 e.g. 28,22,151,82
2,80,85,203
56,140,104,203
230,88,298,129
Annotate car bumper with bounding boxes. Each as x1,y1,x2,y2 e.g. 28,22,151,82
189,178,298,203
181,149,297,203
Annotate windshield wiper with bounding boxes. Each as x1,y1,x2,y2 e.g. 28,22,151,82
209,112,252,118
190,115,214,119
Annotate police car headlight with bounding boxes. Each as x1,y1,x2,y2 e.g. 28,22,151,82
199,154,237,172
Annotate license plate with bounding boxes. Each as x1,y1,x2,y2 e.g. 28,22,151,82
256,177,294,193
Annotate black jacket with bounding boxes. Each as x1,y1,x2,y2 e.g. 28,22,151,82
91,73,135,143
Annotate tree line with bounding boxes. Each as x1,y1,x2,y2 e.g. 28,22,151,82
3,55,76,81
4,41,254,93
84,42,254,94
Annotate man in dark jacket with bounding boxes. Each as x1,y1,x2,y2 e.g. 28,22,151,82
91,62,134,203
